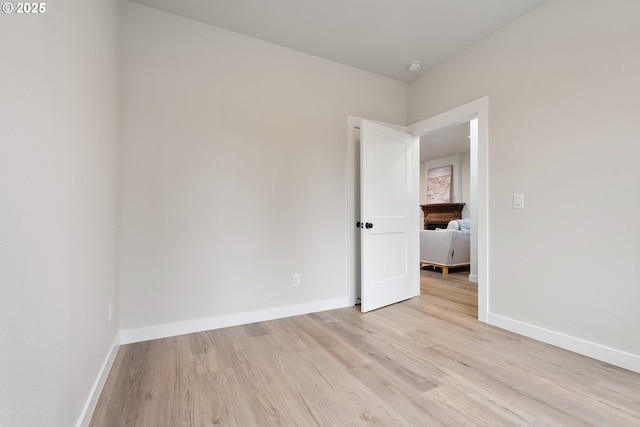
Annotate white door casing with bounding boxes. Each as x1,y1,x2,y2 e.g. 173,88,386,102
359,120,419,312
408,96,489,322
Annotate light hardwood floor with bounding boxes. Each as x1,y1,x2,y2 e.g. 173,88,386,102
91,269,640,426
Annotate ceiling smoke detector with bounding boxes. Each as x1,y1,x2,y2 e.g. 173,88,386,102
407,60,422,72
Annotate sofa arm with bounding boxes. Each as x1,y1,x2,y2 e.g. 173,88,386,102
450,231,471,265
420,230,455,265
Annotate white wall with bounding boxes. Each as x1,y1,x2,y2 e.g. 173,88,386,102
421,153,471,219
409,0,640,362
0,1,121,425
461,152,471,219
120,3,407,332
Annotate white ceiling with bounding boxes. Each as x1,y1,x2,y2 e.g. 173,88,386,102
130,0,547,82
420,123,470,162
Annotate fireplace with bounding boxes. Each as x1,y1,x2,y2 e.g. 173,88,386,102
420,203,465,230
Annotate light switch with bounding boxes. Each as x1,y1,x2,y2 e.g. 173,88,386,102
513,193,524,209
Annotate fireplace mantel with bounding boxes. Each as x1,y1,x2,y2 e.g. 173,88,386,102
420,203,465,230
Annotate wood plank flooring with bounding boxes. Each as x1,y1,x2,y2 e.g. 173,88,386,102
90,269,640,426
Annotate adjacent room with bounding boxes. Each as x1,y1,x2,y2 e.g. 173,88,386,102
419,121,475,278
2,1,640,426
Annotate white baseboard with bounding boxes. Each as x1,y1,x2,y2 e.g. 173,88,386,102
76,333,121,427
468,274,478,283
120,297,352,345
488,313,640,374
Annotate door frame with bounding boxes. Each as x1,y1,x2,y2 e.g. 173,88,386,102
347,96,489,322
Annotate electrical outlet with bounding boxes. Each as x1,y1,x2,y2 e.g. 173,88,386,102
108,303,112,323
292,274,301,287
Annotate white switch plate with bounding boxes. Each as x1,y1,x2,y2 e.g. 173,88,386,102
513,193,524,209
292,274,301,287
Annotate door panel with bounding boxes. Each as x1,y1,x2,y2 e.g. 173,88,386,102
360,120,416,312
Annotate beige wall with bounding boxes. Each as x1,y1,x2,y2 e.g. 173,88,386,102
409,0,640,356
0,0,121,425
120,2,407,330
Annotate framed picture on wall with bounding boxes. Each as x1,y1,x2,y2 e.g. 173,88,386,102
427,165,452,203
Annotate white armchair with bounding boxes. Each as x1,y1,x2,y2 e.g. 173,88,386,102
420,220,471,274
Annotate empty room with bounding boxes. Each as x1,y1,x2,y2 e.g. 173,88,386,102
2,1,640,426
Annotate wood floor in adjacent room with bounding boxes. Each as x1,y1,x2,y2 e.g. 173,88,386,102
91,269,640,426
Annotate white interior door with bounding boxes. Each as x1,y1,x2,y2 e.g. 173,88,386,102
360,120,418,312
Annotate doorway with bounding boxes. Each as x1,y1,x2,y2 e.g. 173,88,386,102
347,96,489,322
420,118,477,282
